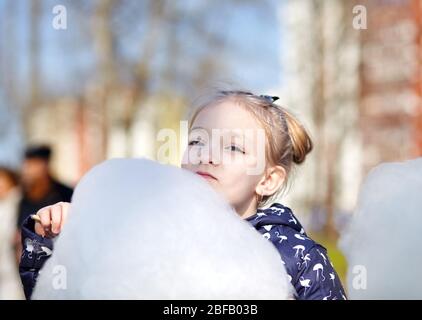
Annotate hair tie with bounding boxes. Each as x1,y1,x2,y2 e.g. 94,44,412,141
259,95,279,103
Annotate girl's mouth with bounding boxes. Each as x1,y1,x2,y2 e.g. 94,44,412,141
196,171,217,181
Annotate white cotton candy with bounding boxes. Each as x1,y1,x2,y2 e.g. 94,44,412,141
340,157,422,299
32,158,292,299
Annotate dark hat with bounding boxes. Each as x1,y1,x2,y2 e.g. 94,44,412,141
24,145,52,160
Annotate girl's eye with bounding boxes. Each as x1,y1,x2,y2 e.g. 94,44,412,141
226,145,245,154
188,140,203,146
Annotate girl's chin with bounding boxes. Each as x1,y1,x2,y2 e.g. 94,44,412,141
203,178,220,190
202,177,218,186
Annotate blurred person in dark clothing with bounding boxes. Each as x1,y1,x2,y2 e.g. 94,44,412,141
0,166,24,299
17,145,73,228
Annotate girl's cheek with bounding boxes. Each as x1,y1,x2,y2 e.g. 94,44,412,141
181,149,190,166
182,146,201,166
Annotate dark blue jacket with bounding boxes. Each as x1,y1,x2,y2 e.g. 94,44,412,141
19,202,346,300
19,217,54,299
246,203,347,300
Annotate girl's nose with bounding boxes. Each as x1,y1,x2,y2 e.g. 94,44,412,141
198,144,219,165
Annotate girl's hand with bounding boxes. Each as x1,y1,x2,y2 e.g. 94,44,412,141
33,202,71,238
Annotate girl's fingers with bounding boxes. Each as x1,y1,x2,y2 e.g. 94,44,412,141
38,206,53,232
50,204,62,234
59,202,70,230
34,220,46,237
33,202,71,238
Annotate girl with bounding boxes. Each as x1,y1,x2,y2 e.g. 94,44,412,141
20,90,346,300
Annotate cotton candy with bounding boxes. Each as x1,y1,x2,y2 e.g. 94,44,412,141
33,158,292,299
340,157,422,299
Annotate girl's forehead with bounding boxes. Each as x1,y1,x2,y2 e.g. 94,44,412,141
189,126,250,140
191,101,262,131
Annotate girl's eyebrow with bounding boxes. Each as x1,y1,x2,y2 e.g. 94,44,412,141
229,131,244,138
190,126,249,142
190,126,206,131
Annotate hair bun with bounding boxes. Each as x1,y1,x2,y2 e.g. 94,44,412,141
283,111,313,165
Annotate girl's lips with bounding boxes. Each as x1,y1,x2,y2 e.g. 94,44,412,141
196,171,217,180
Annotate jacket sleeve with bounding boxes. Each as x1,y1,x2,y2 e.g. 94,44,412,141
19,216,54,300
294,245,347,300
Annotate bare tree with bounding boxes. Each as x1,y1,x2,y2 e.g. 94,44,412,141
28,0,42,112
85,0,253,158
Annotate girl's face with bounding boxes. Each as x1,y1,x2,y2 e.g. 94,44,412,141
182,100,280,218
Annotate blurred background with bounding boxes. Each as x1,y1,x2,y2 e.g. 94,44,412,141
0,0,421,298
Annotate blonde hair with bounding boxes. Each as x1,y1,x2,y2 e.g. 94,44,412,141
188,90,313,207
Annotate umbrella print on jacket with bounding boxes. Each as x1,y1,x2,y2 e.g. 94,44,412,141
294,233,307,241
246,202,348,300
293,244,305,258
313,263,326,281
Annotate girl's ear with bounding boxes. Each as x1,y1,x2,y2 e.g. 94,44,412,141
255,165,286,197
